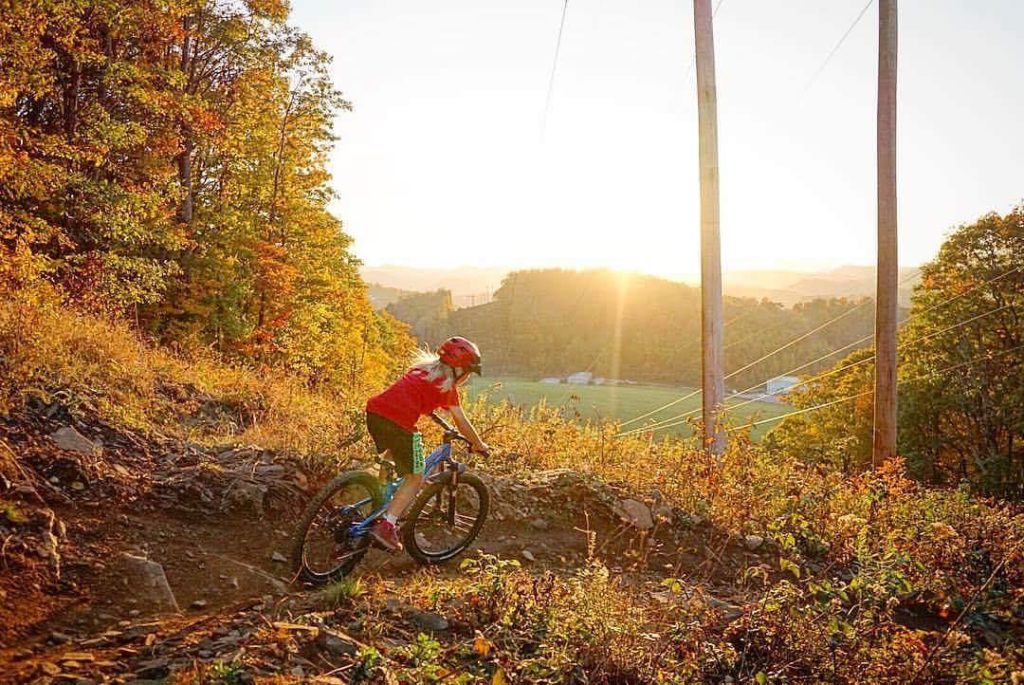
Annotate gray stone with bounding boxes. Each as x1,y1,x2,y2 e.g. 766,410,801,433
408,610,449,632
190,599,207,610
317,630,358,657
133,658,170,679
121,553,179,612
616,499,654,530
708,596,743,621
521,549,536,562
49,426,101,455
271,551,288,563
529,518,550,531
743,534,765,551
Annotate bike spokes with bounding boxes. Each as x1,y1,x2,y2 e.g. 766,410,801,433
408,481,484,557
302,480,375,577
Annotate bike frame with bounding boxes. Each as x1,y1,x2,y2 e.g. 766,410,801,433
346,413,469,538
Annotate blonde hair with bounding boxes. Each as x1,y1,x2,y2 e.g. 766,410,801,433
410,348,457,392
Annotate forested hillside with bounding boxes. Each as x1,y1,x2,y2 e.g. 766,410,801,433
442,269,878,390
1,0,409,392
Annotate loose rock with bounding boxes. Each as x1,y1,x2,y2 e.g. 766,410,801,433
743,535,765,551
616,499,654,530
408,610,449,632
50,426,101,455
317,630,358,657
120,553,179,612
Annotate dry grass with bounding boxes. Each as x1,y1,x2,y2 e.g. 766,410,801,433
2,269,1022,682
0,277,360,459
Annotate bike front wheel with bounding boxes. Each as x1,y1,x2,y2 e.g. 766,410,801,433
402,472,490,565
290,470,382,586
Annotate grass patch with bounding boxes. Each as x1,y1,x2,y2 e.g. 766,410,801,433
465,376,791,440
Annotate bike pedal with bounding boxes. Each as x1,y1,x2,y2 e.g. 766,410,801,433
369,537,403,553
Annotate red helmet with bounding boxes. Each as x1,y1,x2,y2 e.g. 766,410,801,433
438,336,482,374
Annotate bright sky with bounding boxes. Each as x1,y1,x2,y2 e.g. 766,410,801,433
289,0,1023,279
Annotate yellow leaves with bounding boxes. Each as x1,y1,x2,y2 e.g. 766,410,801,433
779,557,801,579
473,634,491,657
491,668,509,685
928,521,958,542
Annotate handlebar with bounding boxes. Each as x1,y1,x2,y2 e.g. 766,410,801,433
428,412,472,445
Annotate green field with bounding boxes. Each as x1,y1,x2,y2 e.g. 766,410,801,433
465,377,791,441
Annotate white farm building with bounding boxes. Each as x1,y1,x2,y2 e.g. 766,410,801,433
566,371,594,385
766,375,800,396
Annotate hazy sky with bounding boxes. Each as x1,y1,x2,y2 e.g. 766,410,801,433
288,0,1023,279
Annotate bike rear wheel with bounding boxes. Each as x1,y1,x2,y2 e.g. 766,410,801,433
402,472,489,565
291,470,382,586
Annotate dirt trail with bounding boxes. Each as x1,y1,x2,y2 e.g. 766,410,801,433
1,406,746,683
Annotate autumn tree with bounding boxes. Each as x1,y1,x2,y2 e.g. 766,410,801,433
768,205,1024,495
1,0,411,393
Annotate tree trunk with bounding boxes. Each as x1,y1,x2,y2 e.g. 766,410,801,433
63,57,81,139
177,15,194,224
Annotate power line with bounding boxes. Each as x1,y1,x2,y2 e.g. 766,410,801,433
802,0,875,95
617,387,703,430
720,300,870,382
720,389,872,432
616,270,937,435
724,339,1024,432
617,280,905,432
623,301,1015,437
619,273,1018,439
617,228,1009,438
541,0,570,139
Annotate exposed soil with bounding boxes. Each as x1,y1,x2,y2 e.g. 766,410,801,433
0,403,765,683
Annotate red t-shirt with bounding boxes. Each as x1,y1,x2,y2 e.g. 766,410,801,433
366,368,461,432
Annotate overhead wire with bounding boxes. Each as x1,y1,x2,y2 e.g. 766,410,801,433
725,341,1024,434
541,0,570,139
802,0,875,95
621,300,1016,437
616,271,917,431
618,265,1018,437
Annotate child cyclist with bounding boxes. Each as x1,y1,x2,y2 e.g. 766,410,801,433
365,336,490,551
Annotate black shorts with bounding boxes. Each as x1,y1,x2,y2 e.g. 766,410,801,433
366,413,423,476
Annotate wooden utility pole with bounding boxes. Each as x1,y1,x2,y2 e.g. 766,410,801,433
693,0,726,457
873,0,898,466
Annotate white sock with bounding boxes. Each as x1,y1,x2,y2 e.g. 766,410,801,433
384,513,397,525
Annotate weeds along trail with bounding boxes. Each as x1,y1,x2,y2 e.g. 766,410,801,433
0,398,755,683
1,298,1022,682
5,391,1020,683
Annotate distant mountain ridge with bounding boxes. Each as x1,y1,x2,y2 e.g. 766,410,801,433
360,265,508,306
722,265,921,307
361,264,921,308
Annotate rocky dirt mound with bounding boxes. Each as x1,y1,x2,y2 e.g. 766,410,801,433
1,405,768,683
0,400,313,646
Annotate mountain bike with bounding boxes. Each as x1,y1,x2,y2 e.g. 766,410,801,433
290,412,491,585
